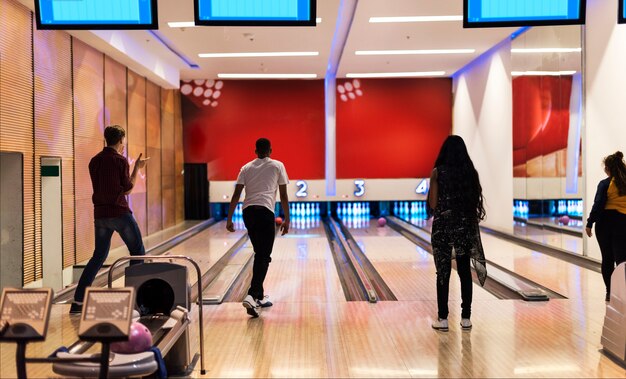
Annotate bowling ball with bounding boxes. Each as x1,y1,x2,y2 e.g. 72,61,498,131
377,217,387,227
275,217,283,225
111,322,152,354
559,215,570,225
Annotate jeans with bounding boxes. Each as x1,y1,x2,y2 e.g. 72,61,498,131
74,213,145,303
242,206,276,300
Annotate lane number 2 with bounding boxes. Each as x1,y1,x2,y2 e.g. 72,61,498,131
296,180,308,198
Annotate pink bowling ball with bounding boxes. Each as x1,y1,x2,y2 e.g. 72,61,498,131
559,215,570,225
377,217,387,227
111,322,152,354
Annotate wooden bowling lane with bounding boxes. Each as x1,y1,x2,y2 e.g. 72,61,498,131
479,232,606,301
103,220,208,266
8,218,623,378
513,221,584,255
187,293,625,378
414,218,604,302
108,220,246,289
4,292,625,378
256,222,346,304
345,219,496,302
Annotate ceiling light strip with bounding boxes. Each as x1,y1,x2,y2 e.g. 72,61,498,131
218,73,317,79
356,49,475,55
168,21,196,28
199,51,319,58
170,18,322,28
346,71,446,78
511,48,582,53
369,15,463,23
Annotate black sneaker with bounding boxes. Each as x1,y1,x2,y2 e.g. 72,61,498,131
606,293,611,302
69,302,83,315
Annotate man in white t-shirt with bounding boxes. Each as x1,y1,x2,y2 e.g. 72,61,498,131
226,138,290,318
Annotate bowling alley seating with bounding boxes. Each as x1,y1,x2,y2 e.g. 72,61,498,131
52,261,200,377
601,262,626,364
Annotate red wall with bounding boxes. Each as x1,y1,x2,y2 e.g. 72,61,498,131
336,78,452,178
182,78,453,180
183,80,325,180
513,76,572,171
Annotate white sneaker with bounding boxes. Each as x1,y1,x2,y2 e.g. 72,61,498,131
257,295,273,308
460,318,472,330
431,318,448,331
242,295,259,318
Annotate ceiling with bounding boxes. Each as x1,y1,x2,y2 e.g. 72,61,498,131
158,0,518,80
18,0,581,86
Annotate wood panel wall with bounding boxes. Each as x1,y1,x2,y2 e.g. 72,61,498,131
174,92,185,224
73,39,105,264
1,0,184,285
33,26,74,272
161,90,176,229
127,71,148,236
104,56,128,250
146,82,162,235
1,0,35,284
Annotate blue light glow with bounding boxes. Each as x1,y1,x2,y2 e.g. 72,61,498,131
196,0,312,23
621,0,626,23
466,0,583,26
36,0,156,28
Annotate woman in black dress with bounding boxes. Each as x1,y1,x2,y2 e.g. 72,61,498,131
428,135,487,331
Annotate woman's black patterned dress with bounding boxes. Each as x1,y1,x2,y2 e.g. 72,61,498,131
431,165,487,319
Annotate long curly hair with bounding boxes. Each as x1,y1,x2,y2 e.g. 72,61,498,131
604,151,626,196
433,135,486,220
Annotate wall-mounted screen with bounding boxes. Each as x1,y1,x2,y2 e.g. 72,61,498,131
620,0,626,23
34,0,158,30
464,0,586,28
194,0,316,26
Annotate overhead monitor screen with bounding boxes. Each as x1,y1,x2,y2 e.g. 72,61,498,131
620,0,626,23
194,0,316,26
464,0,586,28
35,0,158,30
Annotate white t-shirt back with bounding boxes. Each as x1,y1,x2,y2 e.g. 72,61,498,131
236,157,289,213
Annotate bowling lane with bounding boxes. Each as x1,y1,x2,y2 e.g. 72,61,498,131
407,219,605,301
344,219,496,302
513,220,583,255
259,219,346,304
479,232,604,300
529,216,584,233
109,219,246,290
103,220,207,265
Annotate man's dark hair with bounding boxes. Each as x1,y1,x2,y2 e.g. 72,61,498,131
255,138,271,155
104,125,126,146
